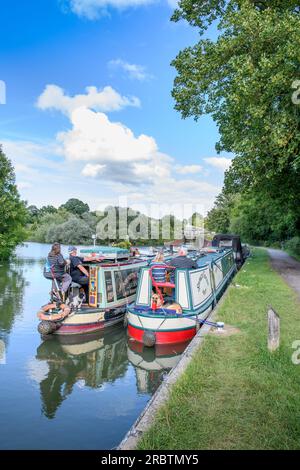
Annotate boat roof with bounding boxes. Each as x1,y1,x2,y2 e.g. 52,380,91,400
80,246,129,255
162,248,232,269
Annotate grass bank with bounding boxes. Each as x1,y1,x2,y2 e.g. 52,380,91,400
138,249,300,450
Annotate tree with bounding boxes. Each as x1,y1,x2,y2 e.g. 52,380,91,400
39,205,58,216
0,146,27,260
190,212,204,227
172,0,300,242
205,193,233,234
46,217,93,245
60,198,90,216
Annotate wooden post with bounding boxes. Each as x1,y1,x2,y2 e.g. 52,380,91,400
268,307,280,351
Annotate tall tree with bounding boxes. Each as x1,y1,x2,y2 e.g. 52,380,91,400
60,198,90,216
172,0,300,241
0,146,27,260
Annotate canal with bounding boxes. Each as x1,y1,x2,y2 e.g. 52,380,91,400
0,242,185,449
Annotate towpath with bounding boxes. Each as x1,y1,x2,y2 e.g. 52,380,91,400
267,249,300,299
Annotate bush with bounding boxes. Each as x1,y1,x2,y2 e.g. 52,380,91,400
285,237,300,259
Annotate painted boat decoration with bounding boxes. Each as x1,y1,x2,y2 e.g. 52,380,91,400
126,248,236,346
37,247,148,336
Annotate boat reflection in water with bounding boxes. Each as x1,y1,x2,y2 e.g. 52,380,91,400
35,325,128,419
127,339,191,395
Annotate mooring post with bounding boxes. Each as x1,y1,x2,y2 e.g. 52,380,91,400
268,307,280,351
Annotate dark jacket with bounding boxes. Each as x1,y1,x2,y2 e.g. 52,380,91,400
44,253,66,279
168,256,198,270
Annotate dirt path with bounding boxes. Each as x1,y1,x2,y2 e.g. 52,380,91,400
267,249,300,299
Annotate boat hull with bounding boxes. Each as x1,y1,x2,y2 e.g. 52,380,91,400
53,309,125,336
128,323,196,344
127,305,212,345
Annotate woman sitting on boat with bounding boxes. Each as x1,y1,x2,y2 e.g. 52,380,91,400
43,243,72,294
150,252,167,283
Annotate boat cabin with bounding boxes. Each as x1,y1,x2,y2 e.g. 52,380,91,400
212,234,245,268
71,247,148,309
134,249,235,315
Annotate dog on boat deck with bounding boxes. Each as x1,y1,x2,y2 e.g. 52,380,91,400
151,293,182,314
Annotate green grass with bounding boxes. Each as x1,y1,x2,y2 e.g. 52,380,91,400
138,249,300,450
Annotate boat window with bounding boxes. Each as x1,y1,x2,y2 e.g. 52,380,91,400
114,268,139,300
104,271,114,303
219,240,232,247
122,269,138,297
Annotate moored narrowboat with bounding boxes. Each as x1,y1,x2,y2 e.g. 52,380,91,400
37,247,147,336
126,248,236,346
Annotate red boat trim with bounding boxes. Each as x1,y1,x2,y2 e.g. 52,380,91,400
128,324,196,344
54,317,123,335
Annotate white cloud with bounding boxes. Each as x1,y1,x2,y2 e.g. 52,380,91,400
18,181,32,190
166,0,178,7
30,82,223,215
204,157,232,171
37,84,140,116
175,164,202,175
108,59,153,81
58,107,157,165
66,0,157,19
82,163,106,177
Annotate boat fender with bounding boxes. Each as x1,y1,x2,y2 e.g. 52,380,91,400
142,330,156,348
37,320,58,336
37,304,71,322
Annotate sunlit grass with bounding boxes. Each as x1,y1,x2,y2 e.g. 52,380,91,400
138,249,300,450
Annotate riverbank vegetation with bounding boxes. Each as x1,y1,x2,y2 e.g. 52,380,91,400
138,249,300,450
171,1,300,254
0,146,27,261
26,201,200,246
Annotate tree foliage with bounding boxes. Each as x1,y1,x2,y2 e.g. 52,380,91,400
59,198,90,216
0,146,27,260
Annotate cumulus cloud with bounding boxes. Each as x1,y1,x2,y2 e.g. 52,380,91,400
32,82,222,214
204,157,232,171
18,181,32,190
108,59,153,81
82,163,106,177
37,84,140,116
58,107,157,165
175,164,202,175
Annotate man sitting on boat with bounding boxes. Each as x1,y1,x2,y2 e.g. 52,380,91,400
68,246,102,288
168,247,198,270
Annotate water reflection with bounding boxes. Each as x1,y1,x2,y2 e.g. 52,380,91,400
0,261,27,334
127,341,190,395
35,326,128,419
0,242,191,449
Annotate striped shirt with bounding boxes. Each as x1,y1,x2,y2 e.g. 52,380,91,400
150,262,167,283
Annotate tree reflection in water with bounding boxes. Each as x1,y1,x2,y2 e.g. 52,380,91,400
0,260,27,335
35,325,128,419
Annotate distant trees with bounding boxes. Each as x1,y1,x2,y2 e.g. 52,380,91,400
46,217,93,245
60,198,90,216
0,146,27,260
26,201,190,246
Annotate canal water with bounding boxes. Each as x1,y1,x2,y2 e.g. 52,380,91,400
0,242,185,450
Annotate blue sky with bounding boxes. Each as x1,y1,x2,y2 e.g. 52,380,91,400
0,0,232,217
